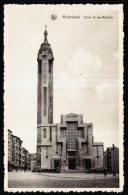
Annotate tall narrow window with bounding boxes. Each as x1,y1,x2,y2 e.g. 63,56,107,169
38,60,42,74
49,126,52,142
46,146,48,158
66,122,78,151
43,87,47,116
49,60,52,73
43,129,46,138
43,63,47,83
49,64,51,72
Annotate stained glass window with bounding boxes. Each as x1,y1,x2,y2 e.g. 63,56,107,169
66,122,78,151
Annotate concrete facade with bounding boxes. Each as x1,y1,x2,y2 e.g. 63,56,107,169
36,29,104,171
37,28,54,169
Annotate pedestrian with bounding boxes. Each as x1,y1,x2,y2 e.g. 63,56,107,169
104,167,107,177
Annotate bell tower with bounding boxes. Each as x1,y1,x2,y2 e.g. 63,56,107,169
36,27,54,169
37,26,54,125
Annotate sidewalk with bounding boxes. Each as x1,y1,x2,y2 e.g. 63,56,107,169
8,172,119,188
8,171,119,181
37,172,119,180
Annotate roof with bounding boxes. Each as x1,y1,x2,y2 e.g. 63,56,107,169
8,129,12,133
66,113,78,117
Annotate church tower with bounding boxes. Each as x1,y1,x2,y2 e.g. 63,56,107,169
37,27,54,125
36,27,54,169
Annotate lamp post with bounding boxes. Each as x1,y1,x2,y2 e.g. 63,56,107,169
82,155,85,172
96,146,99,158
86,128,88,154
112,144,116,176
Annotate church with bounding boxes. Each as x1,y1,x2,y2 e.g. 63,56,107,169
36,28,104,171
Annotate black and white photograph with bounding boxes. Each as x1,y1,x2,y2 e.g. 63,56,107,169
4,4,123,192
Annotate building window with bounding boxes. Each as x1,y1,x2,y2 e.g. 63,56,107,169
49,126,52,142
46,146,48,158
67,138,77,151
43,87,47,116
43,63,47,83
38,60,42,74
67,122,77,138
60,128,67,138
48,60,52,73
77,129,84,138
66,122,78,151
43,129,46,138
49,64,51,72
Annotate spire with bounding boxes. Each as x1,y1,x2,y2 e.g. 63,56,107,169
44,25,48,43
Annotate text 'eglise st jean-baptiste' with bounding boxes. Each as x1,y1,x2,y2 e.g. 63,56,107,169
62,15,114,19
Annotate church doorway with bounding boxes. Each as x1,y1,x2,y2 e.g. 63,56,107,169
54,160,60,170
68,159,76,169
85,159,91,169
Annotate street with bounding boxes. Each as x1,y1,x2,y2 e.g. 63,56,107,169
8,171,119,188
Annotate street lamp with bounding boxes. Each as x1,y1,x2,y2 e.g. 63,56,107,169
86,128,88,154
112,144,116,176
96,146,99,158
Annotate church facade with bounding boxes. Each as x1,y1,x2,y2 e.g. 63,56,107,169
36,28,104,171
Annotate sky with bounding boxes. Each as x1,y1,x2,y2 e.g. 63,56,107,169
4,5,123,153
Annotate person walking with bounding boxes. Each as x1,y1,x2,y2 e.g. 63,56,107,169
104,167,107,177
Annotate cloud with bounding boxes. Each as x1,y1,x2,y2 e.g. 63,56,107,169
54,49,104,90
67,49,103,76
54,71,86,90
95,79,118,101
54,49,119,103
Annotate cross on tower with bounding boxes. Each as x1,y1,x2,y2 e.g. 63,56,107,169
44,25,48,43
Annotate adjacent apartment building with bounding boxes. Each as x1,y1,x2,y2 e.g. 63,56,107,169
30,153,37,171
104,146,119,173
8,129,30,171
36,28,104,171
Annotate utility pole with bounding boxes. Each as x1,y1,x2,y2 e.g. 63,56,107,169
86,128,88,154
96,146,99,158
112,144,116,176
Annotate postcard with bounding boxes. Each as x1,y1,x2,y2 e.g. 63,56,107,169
4,4,124,192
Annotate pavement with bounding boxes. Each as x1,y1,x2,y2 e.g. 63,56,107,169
35,172,119,180
8,171,119,188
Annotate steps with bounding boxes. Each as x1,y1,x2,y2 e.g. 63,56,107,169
62,169,84,173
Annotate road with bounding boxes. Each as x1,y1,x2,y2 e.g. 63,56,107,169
8,171,119,188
